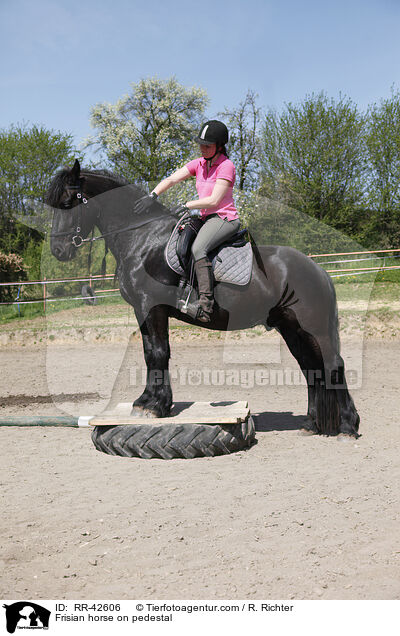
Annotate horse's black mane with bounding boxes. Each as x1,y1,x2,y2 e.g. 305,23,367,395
45,166,132,207
83,168,129,184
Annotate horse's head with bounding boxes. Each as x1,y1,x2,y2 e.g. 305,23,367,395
47,159,98,261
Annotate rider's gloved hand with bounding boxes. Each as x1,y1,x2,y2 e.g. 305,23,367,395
133,192,158,214
172,205,203,219
172,204,190,217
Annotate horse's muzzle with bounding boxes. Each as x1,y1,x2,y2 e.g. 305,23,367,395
51,242,76,261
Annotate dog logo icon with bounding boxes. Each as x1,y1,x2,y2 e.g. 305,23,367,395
3,602,50,633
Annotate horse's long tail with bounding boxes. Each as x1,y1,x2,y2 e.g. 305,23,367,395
266,282,346,436
314,375,341,435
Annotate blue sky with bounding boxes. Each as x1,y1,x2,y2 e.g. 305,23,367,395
1,0,400,153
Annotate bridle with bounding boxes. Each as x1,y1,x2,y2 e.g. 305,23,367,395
51,184,179,249
69,184,89,248
49,183,92,248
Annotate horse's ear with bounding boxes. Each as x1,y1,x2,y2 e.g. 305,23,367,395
70,159,81,181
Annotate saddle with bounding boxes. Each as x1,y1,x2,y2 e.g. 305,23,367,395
165,214,253,287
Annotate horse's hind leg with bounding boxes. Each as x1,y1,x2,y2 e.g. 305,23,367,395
304,383,317,434
270,316,324,434
268,308,359,436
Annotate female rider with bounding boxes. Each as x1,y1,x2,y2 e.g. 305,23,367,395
134,120,241,323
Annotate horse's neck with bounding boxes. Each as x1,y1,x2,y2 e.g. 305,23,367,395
90,182,174,259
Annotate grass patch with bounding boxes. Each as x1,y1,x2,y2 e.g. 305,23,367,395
0,293,125,325
333,280,400,303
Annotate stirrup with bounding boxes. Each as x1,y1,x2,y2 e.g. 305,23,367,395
177,298,198,319
177,297,213,322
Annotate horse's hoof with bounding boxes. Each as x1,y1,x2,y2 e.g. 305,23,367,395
130,406,159,418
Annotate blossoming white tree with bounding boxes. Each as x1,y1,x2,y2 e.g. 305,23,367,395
85,76,209,187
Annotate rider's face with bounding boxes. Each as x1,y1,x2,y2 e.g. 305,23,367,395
199,143,217,159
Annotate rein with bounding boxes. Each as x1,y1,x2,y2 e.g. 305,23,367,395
51,185,179,248
75,213,176,247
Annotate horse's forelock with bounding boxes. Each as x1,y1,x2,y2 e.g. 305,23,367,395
45,168,70,207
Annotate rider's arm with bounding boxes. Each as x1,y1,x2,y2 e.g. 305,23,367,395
151,167,191,197
185,179,231,210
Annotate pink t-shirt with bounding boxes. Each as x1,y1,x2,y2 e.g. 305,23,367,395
185,155,239,220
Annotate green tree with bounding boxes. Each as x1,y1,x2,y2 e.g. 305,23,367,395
365,89,400,247
219,89,262,191
260,92,367,237
0,123,79,257
86,76,209,186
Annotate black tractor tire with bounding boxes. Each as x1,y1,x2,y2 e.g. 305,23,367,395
91,417,255,459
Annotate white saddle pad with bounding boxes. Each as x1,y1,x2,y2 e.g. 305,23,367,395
165,217,253,286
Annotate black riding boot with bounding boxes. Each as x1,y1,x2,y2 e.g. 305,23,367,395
194,257,214,323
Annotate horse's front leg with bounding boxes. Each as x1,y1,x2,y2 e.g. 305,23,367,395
131,305,173,418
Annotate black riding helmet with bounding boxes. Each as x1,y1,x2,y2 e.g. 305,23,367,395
194,120,229,148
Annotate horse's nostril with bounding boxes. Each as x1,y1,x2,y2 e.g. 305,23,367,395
52,244,67,260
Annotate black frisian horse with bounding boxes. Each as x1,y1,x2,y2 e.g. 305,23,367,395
48,160,360,437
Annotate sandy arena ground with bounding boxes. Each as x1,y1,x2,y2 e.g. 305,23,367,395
0,325,399,600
